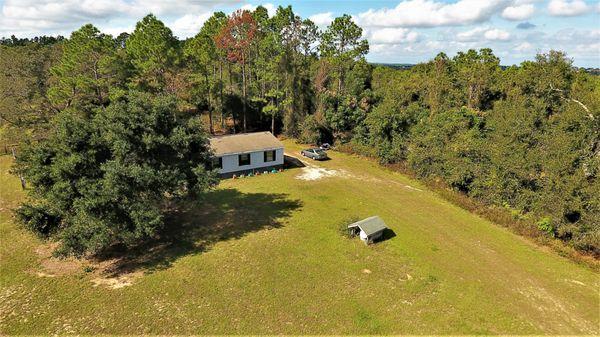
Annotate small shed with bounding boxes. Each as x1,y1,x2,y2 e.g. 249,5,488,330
347,216,388,244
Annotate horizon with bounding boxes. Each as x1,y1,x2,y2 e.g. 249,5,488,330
0,0,599,67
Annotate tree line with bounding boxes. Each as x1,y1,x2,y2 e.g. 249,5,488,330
0,6,597,256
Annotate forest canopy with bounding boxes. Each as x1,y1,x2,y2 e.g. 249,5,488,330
1,6,598,256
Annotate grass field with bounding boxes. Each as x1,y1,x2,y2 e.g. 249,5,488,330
1,140,598,334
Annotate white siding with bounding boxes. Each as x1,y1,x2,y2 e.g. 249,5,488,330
217,148,284,174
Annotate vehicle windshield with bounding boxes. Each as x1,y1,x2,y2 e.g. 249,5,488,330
314,149,325,154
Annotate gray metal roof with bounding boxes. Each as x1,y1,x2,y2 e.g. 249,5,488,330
209,131,284,156
348,216,388,236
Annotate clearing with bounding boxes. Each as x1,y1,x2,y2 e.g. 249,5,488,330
0,140,598,334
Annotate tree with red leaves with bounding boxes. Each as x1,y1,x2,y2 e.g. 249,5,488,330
216,10,257,132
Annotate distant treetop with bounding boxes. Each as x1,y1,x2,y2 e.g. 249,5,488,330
0,35,65,46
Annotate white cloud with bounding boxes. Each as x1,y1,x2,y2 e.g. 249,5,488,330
484,28,511,40
457,27,511,42
308,12,334,27
171,13,212,38
514,41,534,51
240,3,276,17
101,25,135,36
367,28,420,44
357,0,508,28
0,0,241,37
547,0,589,16
456,27,486,41
501,4,535,20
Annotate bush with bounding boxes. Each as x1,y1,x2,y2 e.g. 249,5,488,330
536,217,554,237
299,115,322,145
15,203,61,237
338,216,360,238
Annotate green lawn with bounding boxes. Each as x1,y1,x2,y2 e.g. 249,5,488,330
1,140,598,334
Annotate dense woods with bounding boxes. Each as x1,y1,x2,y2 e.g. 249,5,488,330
0,6,598,256
363,51,599,255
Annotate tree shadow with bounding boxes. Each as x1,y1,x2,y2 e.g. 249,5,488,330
94,189,302,277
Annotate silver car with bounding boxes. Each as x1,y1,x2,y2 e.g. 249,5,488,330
301,148,329,160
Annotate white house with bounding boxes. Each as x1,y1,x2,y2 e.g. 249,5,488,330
209,131,284,177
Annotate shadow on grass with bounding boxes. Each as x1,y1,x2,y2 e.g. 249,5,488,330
283,155,305,168
95,188,302,276
378,228,396,243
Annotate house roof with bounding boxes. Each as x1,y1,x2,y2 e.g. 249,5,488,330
348,216,388,236
209,131,284,156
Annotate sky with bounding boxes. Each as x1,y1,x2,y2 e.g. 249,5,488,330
0,0,598,67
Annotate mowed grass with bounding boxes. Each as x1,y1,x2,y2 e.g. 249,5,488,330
0,140,598,335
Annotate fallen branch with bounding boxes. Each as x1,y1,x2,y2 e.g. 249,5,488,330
550,84,595,120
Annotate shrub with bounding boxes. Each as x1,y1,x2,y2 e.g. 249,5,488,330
537,217,554,237
299,115,322,145
15,203,61,237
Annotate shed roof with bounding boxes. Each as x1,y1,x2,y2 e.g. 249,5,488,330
348,216,388,236
209,131,284,156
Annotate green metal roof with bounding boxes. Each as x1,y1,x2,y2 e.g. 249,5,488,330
348,216,388,236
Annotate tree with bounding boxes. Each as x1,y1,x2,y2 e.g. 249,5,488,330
453,48,500,110
14,91,218,256
126,14,180,93
319,14,369,94
48,24,115,111
216,10,257,132
408,107,488,193
185,12,227,134
0,39,63,151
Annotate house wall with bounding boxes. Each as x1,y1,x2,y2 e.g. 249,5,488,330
218,148,284,175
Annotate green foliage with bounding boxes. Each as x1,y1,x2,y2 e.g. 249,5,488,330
15,91,217,256
298,114,322,145
14,203,61,237
408,107,488,193
48,24,115,111
537,217,554,237
126,14,179,92
319,14,368,61
0,43,59,145
3,8,597,257
363,49,599,254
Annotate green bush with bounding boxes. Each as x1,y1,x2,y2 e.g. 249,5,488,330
15,204,61,238
299,115,322,145
537,217,554,237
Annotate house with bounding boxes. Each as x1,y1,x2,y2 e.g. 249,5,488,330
209,131,284,177
347,216,388,244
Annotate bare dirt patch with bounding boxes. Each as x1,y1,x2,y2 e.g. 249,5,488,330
91,275,137,289
31,242,140,289
288,152,423,192
32,243,83,277
296,166,342,181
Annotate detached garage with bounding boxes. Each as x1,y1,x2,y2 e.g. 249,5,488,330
209,131,284,177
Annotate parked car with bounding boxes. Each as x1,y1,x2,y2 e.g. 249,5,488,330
301,148,329,160
319,143,331,150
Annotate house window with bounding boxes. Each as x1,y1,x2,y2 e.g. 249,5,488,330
212,157,222,170
238,153,250,166
264,150,276,162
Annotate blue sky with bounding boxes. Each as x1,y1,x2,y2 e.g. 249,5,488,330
0,0,598,67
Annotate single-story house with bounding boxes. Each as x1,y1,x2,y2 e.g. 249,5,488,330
209,131,284,177
348,216,388,244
